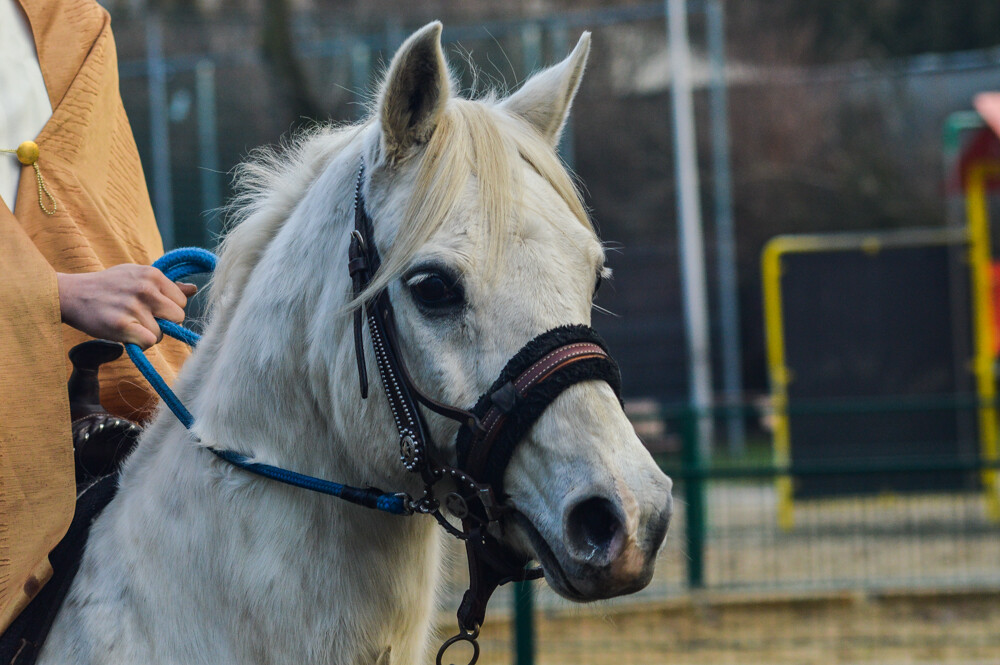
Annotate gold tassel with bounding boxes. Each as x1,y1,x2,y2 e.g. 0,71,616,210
1,141,58,215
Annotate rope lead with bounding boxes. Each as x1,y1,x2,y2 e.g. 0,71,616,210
125,248,411,517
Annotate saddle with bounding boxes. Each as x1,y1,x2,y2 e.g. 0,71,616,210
0,340,138,665
67,340,142,483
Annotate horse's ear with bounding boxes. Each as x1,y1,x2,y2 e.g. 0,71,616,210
501,31,591,146
378,21,451,165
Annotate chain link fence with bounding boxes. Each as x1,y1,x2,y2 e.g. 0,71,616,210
438,400,1000,664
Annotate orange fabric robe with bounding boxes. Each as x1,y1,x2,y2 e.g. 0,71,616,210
1,0,189,631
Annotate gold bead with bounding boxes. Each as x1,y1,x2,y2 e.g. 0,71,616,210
16,141,39,166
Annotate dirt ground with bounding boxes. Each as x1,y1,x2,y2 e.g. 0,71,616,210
435,484,1000,664
448,589,1000,665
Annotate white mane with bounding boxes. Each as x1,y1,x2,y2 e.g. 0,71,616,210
210,123,366,319
211,97,594,321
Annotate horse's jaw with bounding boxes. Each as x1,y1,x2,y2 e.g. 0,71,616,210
501,380,673,601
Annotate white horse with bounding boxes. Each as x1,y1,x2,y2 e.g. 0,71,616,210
39,22,672,665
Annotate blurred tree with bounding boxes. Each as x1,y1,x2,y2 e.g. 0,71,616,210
261,0,323,122
784,0,1000,61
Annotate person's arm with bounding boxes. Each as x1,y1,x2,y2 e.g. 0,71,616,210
56,265,197,350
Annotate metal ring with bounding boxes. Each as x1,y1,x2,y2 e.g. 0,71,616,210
350,229,366,252
444,492,469,519
436,627,480,665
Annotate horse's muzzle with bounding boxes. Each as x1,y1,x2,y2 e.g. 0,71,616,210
514,484,673,601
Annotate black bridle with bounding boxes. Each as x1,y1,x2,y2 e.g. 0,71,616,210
347,166,623,665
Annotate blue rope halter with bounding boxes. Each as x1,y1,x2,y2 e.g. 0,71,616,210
124,247,410,516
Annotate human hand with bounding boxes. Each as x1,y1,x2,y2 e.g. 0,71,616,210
56,265,198,349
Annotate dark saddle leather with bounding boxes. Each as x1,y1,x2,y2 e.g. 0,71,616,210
68,340,142,483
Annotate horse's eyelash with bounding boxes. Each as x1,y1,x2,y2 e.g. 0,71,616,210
403,266,461,288
405,272,433,286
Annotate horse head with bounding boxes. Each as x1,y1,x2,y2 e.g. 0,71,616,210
342,22,674,602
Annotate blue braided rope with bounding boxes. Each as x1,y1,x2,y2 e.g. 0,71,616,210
122,247,209,428
210,450,409,515
153,246,217,282
126,341,195,428
159,319,201,347
123,248,410,516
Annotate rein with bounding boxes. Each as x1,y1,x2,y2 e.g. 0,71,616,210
125,249,411,516
126,165,622,665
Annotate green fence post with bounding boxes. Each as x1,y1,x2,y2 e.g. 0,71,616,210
350,39,371,121
513,580,535,665
681,406,706,588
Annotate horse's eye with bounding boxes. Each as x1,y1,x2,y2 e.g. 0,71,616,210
408,272,463,309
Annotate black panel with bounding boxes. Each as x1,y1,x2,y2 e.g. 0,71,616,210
781,244,980,496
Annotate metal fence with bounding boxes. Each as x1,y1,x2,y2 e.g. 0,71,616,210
110,1,738,408
440,397,1000,664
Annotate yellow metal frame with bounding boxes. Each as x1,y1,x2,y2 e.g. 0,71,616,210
762,213,1000,528
761,238,793,529
966,162,1000,520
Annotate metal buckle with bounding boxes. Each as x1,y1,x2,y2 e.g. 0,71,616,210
477,487,503,523
392,493,416,516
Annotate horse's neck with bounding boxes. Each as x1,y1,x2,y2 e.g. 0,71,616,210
98,149,444,661
99,302,442,662
110,428,440,662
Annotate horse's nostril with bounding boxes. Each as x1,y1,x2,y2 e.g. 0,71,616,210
565,496,625,564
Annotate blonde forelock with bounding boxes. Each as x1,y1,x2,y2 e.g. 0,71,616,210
351,97,592,307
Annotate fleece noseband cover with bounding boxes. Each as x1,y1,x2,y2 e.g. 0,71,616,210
455,324,622,496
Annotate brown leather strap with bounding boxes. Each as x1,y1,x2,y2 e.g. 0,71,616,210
464,343,609,478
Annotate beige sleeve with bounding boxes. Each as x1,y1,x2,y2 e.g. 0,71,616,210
0,210,75,633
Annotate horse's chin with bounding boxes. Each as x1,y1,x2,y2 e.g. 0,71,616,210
507,510,588,601
507,510,653,602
